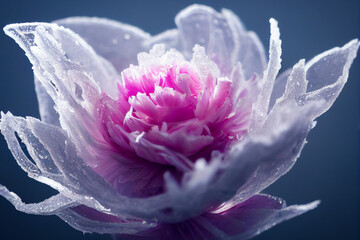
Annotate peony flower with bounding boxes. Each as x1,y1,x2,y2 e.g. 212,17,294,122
0,4,358,240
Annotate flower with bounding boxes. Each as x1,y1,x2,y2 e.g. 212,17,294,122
0,4,358,240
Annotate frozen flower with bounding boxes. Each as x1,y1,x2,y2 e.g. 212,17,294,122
0,4,358,240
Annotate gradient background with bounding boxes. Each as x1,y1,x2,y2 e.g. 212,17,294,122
0,0,358,239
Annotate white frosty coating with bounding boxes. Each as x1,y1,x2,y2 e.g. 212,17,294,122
0,185,76,215
0,3,359,237
34,76,60,126
174,4,267,77
250,18,282,131
234,200,320,240
54,17,151,74
268,68,291,111
57,209,156,234
56,4,266,79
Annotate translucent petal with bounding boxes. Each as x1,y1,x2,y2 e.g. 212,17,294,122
0,186,77,215
207,195,319,240
221,9,267,79
34,76,60,126
0,108,315,225
145,29,181,51
250,18,282,131
0,112,173,220
3,22,111,166
268,68,291,111
0,112,61,175
115,194,319,240
57,209,156,234
300,39,360,118
55,17,151,73
47,20,119,97
166,101,318,217
175,4,266,77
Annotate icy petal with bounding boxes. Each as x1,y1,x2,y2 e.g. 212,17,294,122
175,4,266,77
235,43,360,202
1,108,315,224
145,29,181,51
115,194,319,240
0,112,61,175
268,68,291,111
282,59,307,100
0,186,77,215
250,18,282,131
34,76,60,126
221,9,267,79
55,17,151,73
207,195,319,240
3,22,111,166
146,102,318,222
300,39,360,118
48,21,119,97
57,208,156,234
0,112,171,220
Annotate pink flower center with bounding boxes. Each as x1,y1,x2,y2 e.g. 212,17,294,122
95,46,253,197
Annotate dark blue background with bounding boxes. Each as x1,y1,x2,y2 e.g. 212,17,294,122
0,0,358,239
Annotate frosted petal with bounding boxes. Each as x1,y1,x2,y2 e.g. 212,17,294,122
300,39,359,118
175,4,266,77
0,112,61,175
220,197,320,240
57,209,156,234
34,76,60,126
55,17,151,73
3,22,111,165
1,108,316,224
237,42,359,203
282,59,307,99
268,68,291,111
207,195,319,240
26,116,180,220
0,186,76,215
145,29,181,51
48,21,119,97
0,112,171,222
145,102,317,222
115,194,319,240
250,19,282,130
221,9,267,79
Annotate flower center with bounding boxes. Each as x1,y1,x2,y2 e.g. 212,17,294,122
97,45,253,197
120,63,201,127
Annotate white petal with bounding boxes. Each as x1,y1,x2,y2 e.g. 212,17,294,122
55,17,151,73
145,29,181,50
300,39,360,118
34,76,60,126
221,9,267,79
3,22,109,161
250,18,282,130
57,209,156,234
268,68,291,111
232,200,320,240
0,186,76,215
152,102,318,222
175,4,266,77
